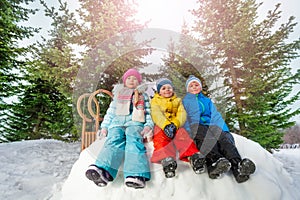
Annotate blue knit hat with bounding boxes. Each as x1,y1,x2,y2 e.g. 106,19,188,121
156,78,174,93
185,75,202,92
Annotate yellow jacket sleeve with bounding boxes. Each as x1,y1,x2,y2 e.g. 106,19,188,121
171,99,187,128
150,96,170,129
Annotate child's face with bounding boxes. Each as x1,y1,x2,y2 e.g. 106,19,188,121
188,81,202,94
159,84,174,98
125,75,139,89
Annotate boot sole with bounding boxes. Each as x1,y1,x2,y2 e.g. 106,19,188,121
194,166,205,174
165,171,176,178
192,158,206,174
161,158,177,178
235,174,250,183
85,166,108,187
163,163,177,178
125,177,145,189
125,182,145,189
239,159,256,175
209,159,231,179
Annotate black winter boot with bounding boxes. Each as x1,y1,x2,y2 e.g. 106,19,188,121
85,165,113,187
207,157,231,179
161,157,177,178
230,158,256,183
189,153,206,174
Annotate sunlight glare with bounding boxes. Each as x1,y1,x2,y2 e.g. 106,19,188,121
135,0,196,31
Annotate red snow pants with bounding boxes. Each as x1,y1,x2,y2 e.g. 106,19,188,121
150,125,200,163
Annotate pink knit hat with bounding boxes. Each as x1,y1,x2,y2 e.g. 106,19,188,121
122,68,142,83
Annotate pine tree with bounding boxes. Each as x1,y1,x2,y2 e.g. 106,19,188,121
3,78,77,141
72,0,153,140
162,23,218,98
0,0,38,141
75,0,149,94
2,0,151,142
2,0,81,142
31,0,81,96
191,0,300,149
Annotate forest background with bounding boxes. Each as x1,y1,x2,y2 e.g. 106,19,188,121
0,0,299,150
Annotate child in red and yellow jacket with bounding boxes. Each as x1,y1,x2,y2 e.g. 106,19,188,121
150,78,205,178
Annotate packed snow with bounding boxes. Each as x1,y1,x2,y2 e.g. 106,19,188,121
0,140,80,200
0,134,299,200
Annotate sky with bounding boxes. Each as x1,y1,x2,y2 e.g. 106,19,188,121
24,0,300,45
135,0,300,123
1,136,299,200
22,0,299,123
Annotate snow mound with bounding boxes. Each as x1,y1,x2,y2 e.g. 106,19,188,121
61,134,297,200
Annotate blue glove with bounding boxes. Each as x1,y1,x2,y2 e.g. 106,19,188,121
164,123,177,139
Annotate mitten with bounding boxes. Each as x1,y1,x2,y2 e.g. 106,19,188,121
141,126,153,142
164,123,177,139
97,128,107,140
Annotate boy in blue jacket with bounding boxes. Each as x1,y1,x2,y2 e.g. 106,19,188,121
183,75,256,183
85,68,153,189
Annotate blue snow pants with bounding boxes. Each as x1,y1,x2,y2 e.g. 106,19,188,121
95,123,150,180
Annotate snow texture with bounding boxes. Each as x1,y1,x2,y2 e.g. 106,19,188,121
0,139,80,200
0,135,299,200
62,133,300,200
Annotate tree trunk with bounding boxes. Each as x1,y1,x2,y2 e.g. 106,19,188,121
228,57,246,135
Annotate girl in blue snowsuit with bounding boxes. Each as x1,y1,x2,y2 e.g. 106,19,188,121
183,75,256,183
85,68,154,189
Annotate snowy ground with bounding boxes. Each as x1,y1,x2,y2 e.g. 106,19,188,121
272,148,300,188
0,140,80,200
0,136,299,200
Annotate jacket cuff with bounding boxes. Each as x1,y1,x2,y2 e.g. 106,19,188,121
171,119,180,129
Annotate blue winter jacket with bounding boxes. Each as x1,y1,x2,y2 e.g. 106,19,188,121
183,92,230,133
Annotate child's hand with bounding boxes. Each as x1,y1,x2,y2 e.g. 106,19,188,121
141,126,153,141
97,128,107,140
164,123,177,139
